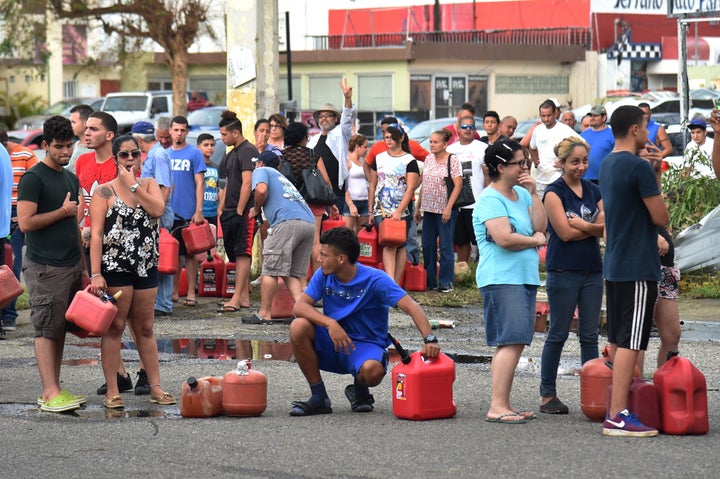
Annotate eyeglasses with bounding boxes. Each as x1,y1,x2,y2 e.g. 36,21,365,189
269,123,283,129
117,149,142,160
317,113,335,120
459,124,476,130
506,159,529,168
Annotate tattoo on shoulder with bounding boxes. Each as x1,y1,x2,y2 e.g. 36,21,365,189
99,186,114,199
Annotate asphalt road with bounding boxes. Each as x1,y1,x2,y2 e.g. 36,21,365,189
0,297,718,478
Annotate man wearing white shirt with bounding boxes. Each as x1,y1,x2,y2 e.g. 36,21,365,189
307,79,355,213
529,99,580,196
447,116,488,263
683,118,714,177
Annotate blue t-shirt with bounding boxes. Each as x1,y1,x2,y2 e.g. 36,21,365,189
167,144,206,220
473,186,540,287
544,177,602,272
141,142,173,217
647,119,660,146
599,151,661,282
305,263,408,348
202,162,219,218
581,127,614,181
252,167,314,226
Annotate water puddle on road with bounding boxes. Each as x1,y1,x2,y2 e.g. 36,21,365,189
0,403,180,420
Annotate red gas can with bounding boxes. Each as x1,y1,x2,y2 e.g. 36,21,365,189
181,220,216,256
392,351,456,420
222,360,267,417
608,378,662,432
65,287,121,336
271,278,295,319
3,243,11,267
0,264,23,309
378,218,406,247
199,253,225,297
580,347,641,421
403,261,427,292
358,223,381,267
180,376,224,418
321,214,345,233
158,228,179,275
195,223,217,262
222,262,236,298
653,352,709,435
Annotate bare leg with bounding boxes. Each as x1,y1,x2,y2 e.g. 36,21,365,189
310,214,323,273
289,317,321,385
457,244,471,263
35,337,63,401
128,287,170,398
487,344,525,420
356,360,385,387
185,256,198,302
609,347,639,417
101,285,133,399
394,247,407,285
172,258,181,302
257,275,279,320
382,245,398,281
284,275,304,301
654,298,680,368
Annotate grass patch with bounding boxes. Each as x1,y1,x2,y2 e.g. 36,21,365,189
679,270,720,299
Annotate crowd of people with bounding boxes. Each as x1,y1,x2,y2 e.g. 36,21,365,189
1,82,707,437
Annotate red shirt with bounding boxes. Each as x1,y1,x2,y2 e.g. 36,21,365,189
365,139,429,165
75,152,117,225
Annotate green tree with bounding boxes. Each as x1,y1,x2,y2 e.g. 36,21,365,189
0,0,215,116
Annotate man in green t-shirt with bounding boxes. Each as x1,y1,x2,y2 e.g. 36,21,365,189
17,116,86,413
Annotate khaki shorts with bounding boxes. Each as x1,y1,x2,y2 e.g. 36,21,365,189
23,258,83,339
262,220,315,278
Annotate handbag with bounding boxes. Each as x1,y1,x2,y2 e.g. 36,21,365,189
300,156,336,205
444,154,475,208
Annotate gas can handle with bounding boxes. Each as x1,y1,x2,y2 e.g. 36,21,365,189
666,350,680,361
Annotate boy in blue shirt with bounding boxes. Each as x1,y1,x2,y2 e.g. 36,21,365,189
197,133,219,226
289,227,440,416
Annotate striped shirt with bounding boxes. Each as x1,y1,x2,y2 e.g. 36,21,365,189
7,142,39,205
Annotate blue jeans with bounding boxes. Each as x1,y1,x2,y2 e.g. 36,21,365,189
421,210,458,290
155,206,175,313
540,270,603,398
1,207,23,324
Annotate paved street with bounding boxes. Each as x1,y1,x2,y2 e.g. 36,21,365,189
0,298,718,478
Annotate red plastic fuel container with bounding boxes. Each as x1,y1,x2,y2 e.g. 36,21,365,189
199,253,225,297
270,278,295,319
158,228,179,274
178,268,188,297
392,351,456,420
0,264,23,309
180,376,224,418
222,360,267,417
653,351,709,435
321,213,346,233
378,218,406,247
65,288,121,336
181,220,216,256
195,222,217,262
222,261,236,298
3,242,11,267
358,223,381,268
607,377,662,432
580,346,641,421
403,262,427,292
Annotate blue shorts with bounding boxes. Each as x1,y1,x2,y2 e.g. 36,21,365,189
313,325,389,377
343,199,369,217
480,284,536,346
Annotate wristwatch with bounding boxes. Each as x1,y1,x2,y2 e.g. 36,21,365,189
129,183,140,193
423,334,438,344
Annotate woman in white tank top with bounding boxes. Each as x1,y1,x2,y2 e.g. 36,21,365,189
343,134,370,232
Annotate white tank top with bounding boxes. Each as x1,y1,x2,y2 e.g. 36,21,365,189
346,159,369,201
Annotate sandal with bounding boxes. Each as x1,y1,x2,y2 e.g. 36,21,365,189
183,298,197,307
289,399,332,416
103,395,125,409
344,384,375,413
150,392,176,405
540,397,569,415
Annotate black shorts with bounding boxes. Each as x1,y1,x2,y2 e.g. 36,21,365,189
220,210,256,262
171,219,191,256
104,267,159,290
454,208,476,246
606,280,657,351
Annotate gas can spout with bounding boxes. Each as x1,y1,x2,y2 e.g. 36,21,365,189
235,359,251,375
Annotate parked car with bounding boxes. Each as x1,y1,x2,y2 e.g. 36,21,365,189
512,118,540,142
187,106,224,131
14,97,104,130
6,129,46,161
101,90,208,134
408,116,485,150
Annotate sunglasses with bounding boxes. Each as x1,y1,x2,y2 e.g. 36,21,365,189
117,149,142,160
459,124,476,130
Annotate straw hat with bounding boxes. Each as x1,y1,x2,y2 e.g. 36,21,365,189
313,103,340,123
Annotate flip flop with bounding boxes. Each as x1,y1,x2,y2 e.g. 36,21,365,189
217,305,241,313
183,298,197,307
344,384,375,413
289,400,333,416
242,312,272,325
485,413,527,424
515,410,537,420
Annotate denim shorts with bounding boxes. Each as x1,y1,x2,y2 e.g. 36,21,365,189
480,284,536,346
343,199,369,217
313,325,389,377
